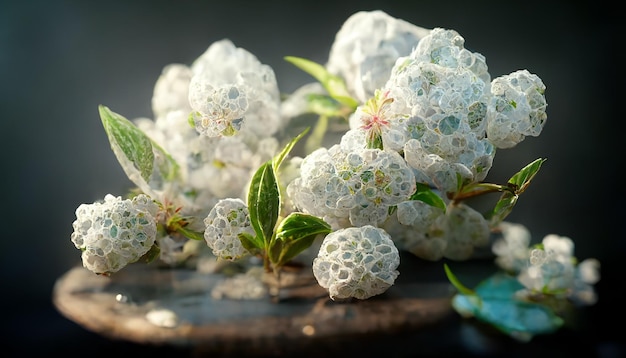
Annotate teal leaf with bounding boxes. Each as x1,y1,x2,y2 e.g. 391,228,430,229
451,274,564,342
247,161,280,245
272,213,331,267
410,183,447,212
284,56,358,109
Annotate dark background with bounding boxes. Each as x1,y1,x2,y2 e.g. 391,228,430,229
1,0,623,356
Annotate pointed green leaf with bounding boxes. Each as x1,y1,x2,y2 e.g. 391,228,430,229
489,192,518,227
175,226,205,241
100,105,154,183
410,183,447,212
99,105,180,196
273,127,310,172
272,213,331,267
508,158,546,194
247,161,280,244
284,56,358,109
444,263,475,296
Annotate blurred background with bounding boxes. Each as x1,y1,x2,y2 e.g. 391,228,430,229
1,0,623,356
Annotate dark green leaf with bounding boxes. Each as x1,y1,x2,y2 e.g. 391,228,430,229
272,213,331,267
247,161,280,245
410,183,447,212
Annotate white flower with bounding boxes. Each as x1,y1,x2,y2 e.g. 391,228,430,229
203,198,254,260
326,10,430,103
287,145,416,228
313,225,400,300
486,70,547,148
71,194,159,275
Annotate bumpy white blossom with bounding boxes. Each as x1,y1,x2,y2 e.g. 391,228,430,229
486,70,547,148
381,28,496,193
326,10,430,103
203,198,254,260
71,194,159,275
383,199,446,261
287,145,416,228
491,221,533,273
188,39,283,138
313,225,400,300
493,227,600,305
383,200,490,261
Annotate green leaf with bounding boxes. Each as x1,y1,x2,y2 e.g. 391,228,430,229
238,232,263,254
410,183,447,212
100,105,154,183
141,243,161,264
508,158,546,194
489,192,518,227
247,161,280,244
175,226,205,241
488,158,545,227
284,56,358,109
305,94,350,118
273,127,310,172
99,105,180,195
272,213,331,267
444,263,475,296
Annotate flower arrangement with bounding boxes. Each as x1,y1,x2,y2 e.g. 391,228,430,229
69,10,600,342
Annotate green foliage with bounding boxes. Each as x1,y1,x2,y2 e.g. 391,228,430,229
245,128,331,274
284,56,358,110
272,213,331,267
99,105,180,196
410,183,447,212
489,158,546,226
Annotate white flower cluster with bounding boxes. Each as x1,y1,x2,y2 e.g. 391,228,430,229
70,194,159,275
135,39,290,219
326,10,430,103
384,202,489,261
492,222,600,305
287,145,416,228
312,225,400,300
203,198,254,260
290,11,532,264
